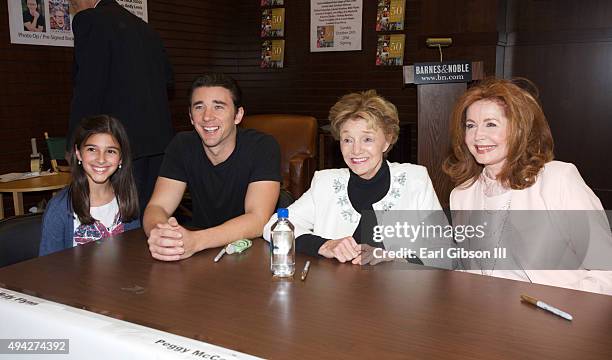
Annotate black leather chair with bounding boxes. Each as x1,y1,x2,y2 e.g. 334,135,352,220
0,213,42,268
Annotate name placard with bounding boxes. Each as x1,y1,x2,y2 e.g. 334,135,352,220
0,288,260,359
413,61,472,84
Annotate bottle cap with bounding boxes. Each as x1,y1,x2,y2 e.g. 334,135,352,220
277,208,288,218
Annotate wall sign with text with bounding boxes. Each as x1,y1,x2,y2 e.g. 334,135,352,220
7,0,148,47
413,61,472,84
310,0,363,52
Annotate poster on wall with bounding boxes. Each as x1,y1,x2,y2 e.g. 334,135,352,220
7,0,148,47
261,8,285,37
261,0,284,6
376,0,405,31
375,34,405,66
261,39,285,68
117,0,148,21
310,0,363,52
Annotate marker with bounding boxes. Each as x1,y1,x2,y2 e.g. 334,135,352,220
300,261,311,281
214,248,226,263
520,294,573,321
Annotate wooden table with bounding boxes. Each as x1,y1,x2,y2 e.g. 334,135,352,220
0,231,611,359
0,172,71,219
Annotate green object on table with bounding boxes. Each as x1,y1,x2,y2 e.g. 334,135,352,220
226,239,252,254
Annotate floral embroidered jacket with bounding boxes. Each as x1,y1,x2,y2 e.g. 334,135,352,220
264,161,442,241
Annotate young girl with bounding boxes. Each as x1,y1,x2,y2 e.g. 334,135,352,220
40,115,140,256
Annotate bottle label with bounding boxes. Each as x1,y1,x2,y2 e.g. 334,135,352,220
272,232,293,255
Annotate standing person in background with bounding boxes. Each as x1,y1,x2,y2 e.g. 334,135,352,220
67,0,174,214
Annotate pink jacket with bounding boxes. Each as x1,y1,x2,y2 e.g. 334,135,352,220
450,161,603,211
450,161,612,295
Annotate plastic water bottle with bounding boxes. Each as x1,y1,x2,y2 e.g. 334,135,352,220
270,208,295,277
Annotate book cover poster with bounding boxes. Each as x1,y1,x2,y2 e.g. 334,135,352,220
261,8,285,37
261,0,284,6
261,39,285,68
315,25,334,48
376,0,405,31
376,34,405,66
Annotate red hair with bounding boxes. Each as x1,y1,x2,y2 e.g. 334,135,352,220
443,78,554,189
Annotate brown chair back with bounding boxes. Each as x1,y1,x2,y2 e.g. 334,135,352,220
241,114,317,198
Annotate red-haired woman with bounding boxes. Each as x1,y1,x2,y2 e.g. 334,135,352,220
444,77,612,295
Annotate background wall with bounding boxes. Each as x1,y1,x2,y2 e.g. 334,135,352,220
498,0,612,207
1,0,609,211
232,0,498,168
0,0,236,212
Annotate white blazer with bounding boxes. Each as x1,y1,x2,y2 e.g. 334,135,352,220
264,161,442,241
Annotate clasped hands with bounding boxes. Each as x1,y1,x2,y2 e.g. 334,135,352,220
147,217,199,261
317,236,392,265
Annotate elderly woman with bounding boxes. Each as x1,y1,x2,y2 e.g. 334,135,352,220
264,90,442,265
443,77,612,294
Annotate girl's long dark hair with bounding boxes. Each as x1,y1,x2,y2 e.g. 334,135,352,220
69,115,139,224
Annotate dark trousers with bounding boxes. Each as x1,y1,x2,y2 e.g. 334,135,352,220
132,154,164,216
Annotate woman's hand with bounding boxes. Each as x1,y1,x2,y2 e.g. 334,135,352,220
353,244,399,266
352,244,387,265
318,236,360,263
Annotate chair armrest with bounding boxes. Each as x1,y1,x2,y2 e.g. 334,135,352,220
288,153,316,199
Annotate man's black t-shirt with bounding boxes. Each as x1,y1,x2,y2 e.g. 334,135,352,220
160,128,281,229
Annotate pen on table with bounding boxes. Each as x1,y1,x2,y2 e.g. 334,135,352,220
300,261,311,281
214,248,226,263
520,294,573,321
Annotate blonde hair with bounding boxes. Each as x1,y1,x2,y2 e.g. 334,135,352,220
329,90,400,153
